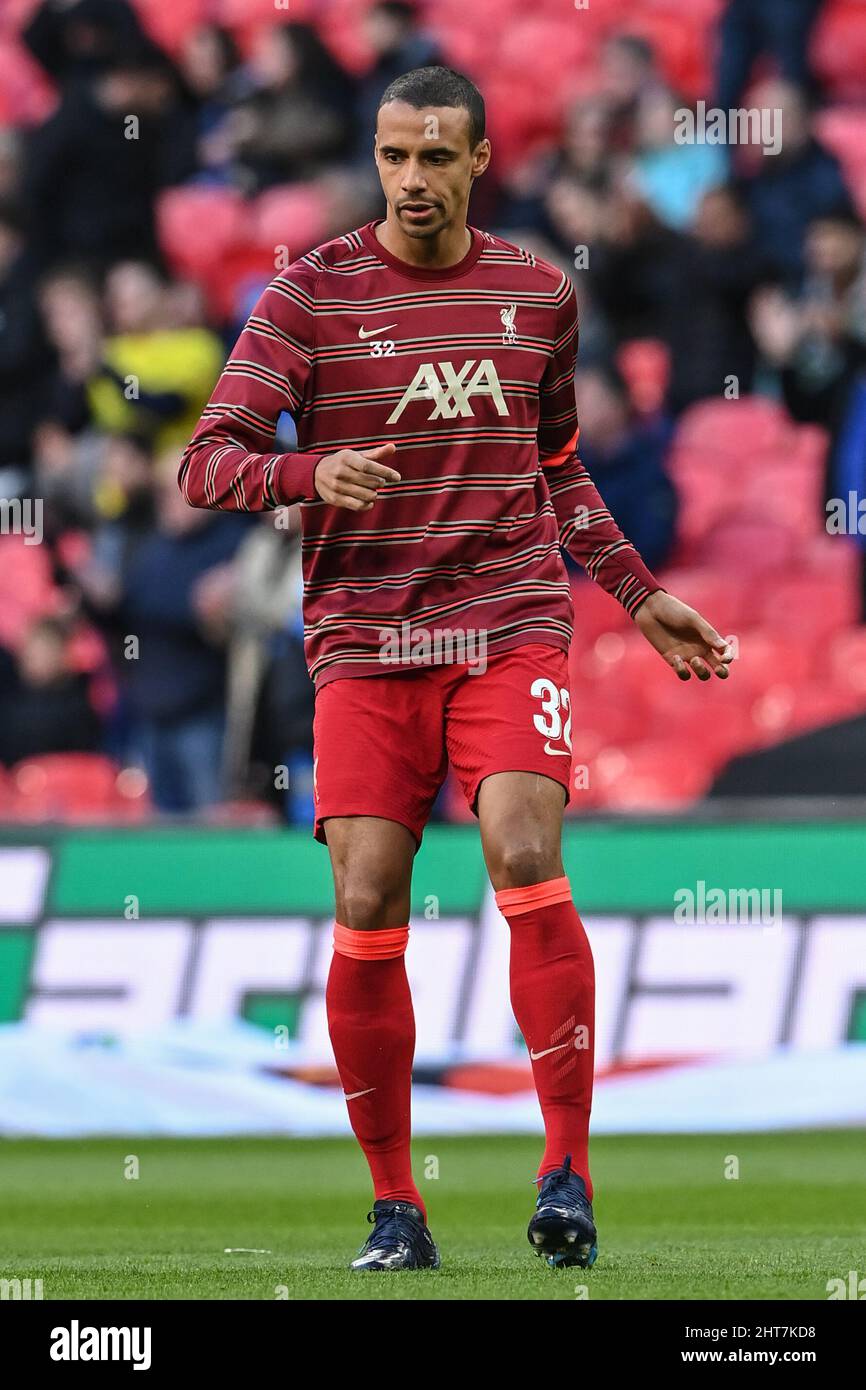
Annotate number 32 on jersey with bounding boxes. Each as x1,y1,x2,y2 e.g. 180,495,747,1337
531,677,572,757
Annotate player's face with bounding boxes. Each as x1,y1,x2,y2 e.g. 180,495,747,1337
374,101,490,239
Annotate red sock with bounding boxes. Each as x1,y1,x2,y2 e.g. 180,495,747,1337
325,923,425,1218
495,877,595,1198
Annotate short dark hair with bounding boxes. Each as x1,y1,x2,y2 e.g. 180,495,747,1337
378,65,486,149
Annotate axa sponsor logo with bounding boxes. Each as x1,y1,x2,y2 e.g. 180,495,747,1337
386,359,509,424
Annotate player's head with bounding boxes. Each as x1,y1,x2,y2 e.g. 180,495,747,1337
374,66,490,239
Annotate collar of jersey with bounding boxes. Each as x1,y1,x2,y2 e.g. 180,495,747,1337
359,220,485,280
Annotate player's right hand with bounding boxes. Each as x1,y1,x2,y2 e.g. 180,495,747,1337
314,443,400,511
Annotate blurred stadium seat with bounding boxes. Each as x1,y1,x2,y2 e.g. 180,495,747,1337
10,754,151,822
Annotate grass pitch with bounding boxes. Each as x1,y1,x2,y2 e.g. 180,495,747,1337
2,1131,863,1300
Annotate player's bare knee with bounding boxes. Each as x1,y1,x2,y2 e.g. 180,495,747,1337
336,879,406,932
491,839,561,891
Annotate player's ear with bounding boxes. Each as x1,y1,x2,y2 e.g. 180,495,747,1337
472,139,491,178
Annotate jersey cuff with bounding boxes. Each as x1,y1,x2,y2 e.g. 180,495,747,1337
273,452,324,504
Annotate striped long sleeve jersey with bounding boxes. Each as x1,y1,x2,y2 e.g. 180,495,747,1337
179,221,660,687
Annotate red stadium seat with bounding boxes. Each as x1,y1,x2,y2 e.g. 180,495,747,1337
732,630,814,691
570,699,648,753
201,243,274,325
0,765,14,819
592,741,713,811
0,0,43,34
739,456,824,538
670,467,745,546
645,699,753,768
11,755,151,823
653,567,757,633
815,108,866,178
0,35,55,125
132,0,206,57
157,187,249,279
748,681,864,746
698,515,799,574
250,185,332,261
0,536,58,650
759,572,859,642
812,108,866,216
569,576,631,649
812,0,866,101
674,397,793,459
790,424,830,469
828,627,866,698
571,628,658,702
789,683,865,733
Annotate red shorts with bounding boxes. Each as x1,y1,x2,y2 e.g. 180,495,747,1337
312,643,572,846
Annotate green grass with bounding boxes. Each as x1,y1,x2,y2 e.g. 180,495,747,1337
1,1132,864,1300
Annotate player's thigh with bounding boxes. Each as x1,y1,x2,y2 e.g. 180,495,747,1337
313,672,447,922
324,815,416,930
446,642,571,888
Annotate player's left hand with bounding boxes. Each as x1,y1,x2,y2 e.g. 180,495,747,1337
633,591,733,681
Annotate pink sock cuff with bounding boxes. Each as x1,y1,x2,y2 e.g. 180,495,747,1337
495,875,572,917
333,922,409,960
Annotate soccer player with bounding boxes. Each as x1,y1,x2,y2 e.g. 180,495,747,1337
180,66,732,1272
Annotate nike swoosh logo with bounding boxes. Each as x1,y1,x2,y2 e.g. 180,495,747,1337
343,1087,376,1101
358,324,398,339
530,1042,571,1060
543,742,571,757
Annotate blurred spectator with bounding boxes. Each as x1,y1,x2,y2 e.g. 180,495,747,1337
715,0,824,111
195,513,312,818
24,48,196,268
354,1,442,157
737,80,852,284
580,188,683,346
23,0,155,89
558,101,616,190
599,33,670,152
87,262,225,452
179,24,252,186
750,209,866,442
629,87,727,232
750,206,866,611
0,201,53,490
229,23,356,191
37,264,102,433
662,185,763,412
573,363,677,573
82,462,250,814
0,616,100,766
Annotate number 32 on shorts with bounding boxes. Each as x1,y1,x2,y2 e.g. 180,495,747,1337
530,677,572,756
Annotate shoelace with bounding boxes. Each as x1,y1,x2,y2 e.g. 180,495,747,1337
536,1150,575,1195
533,1153,587,1204
363,1204,422,1252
